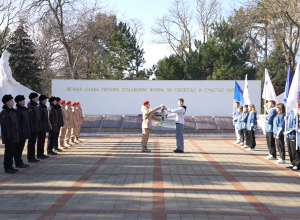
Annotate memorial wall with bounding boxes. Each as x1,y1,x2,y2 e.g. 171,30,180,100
52,80,261,116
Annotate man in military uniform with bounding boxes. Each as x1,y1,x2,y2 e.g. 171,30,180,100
47,97,59,155
14,95,30,168
1,94,19,173
65,101,74,146
75,102,83,142
71,102,79,144
27,92,42,163
37,95,50,159
59,100,69,149
55,97,64,152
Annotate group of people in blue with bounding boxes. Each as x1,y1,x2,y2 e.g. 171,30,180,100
233,102,257,151
233,100,300,171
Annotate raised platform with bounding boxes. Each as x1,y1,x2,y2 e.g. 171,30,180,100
80,114,263,135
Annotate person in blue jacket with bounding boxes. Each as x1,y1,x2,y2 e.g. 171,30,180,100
233,102,241,144
264,100,277,160
246,104,257,151
273,103,286,164
235,107,243,145
240,105,249,148
293,124,300,170
284,109,299,169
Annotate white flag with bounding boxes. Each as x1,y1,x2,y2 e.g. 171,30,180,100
286,62,300,114
243,75,251,105
262,69,277,102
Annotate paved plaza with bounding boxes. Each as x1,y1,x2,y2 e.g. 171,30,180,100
0,137,299,220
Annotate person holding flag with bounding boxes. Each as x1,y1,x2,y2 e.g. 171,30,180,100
233,80,243,144
262,69,278,160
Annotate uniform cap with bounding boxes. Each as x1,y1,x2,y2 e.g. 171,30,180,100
29,92,38,99
61,99,65,104
76,102,79,105
14,95,25,103
71,102,76,106
66,101,71,105
143,100,149,105
38,95,47,101
2,94,13,104
49,96,56,103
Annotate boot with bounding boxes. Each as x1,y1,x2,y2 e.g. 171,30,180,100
64,141,71,147
61,141,68,149
71,138,77,144
76,137,82,142
142,146,151,153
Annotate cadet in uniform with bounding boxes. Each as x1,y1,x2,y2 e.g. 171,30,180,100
140,100,163,153
71,102,79,144
14,95,30,168
75,102,83,142
65,101,74,146
37,95,50,159
1,94,19,173
59,100,69,149
27,92,42,163
55,97,64,152
265,100,277,160
47,97,59,155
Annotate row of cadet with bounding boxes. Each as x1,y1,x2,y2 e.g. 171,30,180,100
0,93,83,173
233,101,300,171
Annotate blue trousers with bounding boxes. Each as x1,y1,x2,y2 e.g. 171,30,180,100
176,123,184,151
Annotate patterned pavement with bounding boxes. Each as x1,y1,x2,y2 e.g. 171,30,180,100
0,137,299,220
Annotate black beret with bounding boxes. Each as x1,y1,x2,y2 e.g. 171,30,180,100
49,96,56,103
29,92,39,99
2,94,13,104
14,95,25,103
39,95,47,101
56,97,61,102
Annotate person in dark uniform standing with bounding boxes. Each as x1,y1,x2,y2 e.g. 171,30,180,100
37,95,50,159
27,92,42,163
55,97,64,152
1,94,19,173
14,95,30,168
47,97,59,155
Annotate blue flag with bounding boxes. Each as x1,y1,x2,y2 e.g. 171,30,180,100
234,80,243,106
284,65,292,102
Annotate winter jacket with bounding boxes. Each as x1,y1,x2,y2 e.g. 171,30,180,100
48,104,59,132
66,106,74,128
38,103,50,133
265,108,277,133
240,111,249,130
15,104,31,140
286,110,297,139
0,105,19,144
57,105,64,128
167,106,186,124
61,107,69,128
273,113,285,137
27,100,42,133
246,111,257,131
141,105,161,129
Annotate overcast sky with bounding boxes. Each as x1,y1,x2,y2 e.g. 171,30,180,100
104,0,241,69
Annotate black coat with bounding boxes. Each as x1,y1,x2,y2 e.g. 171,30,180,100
57,105,64,128
38,103,50,133
0,105,19,144
27,100,42,133
15,104,31,140
48,104,59,132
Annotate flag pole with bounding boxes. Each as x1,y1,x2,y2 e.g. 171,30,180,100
297,63,299,150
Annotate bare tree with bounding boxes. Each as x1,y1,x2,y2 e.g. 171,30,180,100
195,0,221,43
152,0,194,62
0,0,25,55
252,0,300,71
26,0,102,79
